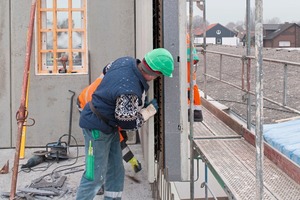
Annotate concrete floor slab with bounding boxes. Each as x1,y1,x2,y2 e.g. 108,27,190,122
0,144,153,200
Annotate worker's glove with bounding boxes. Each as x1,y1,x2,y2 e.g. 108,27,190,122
140,99,158,121
143,96,149,108
129,157,142,173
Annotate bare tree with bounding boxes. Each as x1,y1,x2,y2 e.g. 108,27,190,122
264,17,281,24
186,15,209,34
226,22,236,30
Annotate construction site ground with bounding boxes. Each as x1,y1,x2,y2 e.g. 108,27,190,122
0,144,153,200
198,45,300,124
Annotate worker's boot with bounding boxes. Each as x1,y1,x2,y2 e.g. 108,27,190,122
188,109,203,122
194,110,203,122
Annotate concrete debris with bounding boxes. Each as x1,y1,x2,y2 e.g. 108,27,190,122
18,188,58,196
0,145,152,200
0,160,9,174
31,176,67,189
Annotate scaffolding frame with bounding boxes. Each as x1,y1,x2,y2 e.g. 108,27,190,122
189,0,300,199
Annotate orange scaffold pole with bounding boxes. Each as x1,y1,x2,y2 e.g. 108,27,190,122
10,0,36,199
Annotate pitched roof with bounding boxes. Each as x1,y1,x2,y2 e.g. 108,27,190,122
263,24,281,31
194,23,218,36
264,23,300,40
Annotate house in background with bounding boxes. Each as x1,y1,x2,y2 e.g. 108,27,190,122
194,23,239,46
263,23,300,48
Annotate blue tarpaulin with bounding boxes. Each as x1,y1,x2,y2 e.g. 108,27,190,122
264,119,300,166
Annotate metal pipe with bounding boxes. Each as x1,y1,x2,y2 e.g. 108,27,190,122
203,0,207,99
188,1,194,199
254,0,264,198
247,58,252,129
10,0,37,199
68,90,75,146
205,50,300,67
283,64,287,106
205,164,208,200
246,0,252,130
200,164,217,200
203,64,300,115
246,0,251,56
242,59,245,90
219,54,222,80
195,135,242,140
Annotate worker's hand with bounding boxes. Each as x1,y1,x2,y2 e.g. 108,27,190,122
149,98,159,111
143,96,149,108
140,99,158,121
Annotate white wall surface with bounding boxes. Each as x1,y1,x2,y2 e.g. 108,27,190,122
222,37,240,46
195,37,240,46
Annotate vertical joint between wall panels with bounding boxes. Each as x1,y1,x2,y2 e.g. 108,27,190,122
9,0,12,147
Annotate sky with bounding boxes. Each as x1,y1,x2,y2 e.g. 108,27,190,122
189,0,300,25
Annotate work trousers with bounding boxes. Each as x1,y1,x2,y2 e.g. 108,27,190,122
76,128,125,200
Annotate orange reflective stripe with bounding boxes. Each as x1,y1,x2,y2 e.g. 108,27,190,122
186,33,190,44
78,73,125,143
187,62,197,83
78,74,104,109
193,84,201,106
118,127,124,142
187,62,201,106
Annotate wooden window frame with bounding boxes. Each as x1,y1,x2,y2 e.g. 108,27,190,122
36,0,88,75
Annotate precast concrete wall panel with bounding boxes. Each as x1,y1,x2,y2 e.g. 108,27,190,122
163,0,185,181
0,0,11,147
87,0,135,82
10,0,33,147
9,0,85,147
0,0,135,147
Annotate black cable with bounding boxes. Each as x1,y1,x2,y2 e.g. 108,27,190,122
19,161,54,173
50,134,80,177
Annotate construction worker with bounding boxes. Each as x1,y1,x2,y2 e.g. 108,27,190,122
187,34,203,122
77,65,142,195
76,48,174,200
76,64,142,171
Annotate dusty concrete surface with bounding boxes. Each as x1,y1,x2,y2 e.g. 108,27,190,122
0,144,153,200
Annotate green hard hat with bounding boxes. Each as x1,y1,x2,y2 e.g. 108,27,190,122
187,48,199,62
144,48,174,77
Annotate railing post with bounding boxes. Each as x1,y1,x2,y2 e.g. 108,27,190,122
203,0,207,99
283,64,288,106
255,0,264,199
247,58,252,129
246,0,252,130
188,1,195,199
219,54,222,80
242,58,245,90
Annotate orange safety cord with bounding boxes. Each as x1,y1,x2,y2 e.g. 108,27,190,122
187,62,202,106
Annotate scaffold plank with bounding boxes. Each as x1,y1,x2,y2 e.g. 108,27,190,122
194,138,300,199
194,107,239,138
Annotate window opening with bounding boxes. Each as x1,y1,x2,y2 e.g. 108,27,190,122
36,0,87,74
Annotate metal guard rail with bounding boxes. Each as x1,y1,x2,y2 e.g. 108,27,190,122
202,49,300,115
